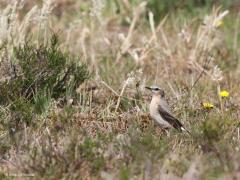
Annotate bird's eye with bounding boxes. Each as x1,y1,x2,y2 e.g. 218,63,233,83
154,88,159,91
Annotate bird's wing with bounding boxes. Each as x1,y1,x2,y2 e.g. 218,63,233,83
158,105,184,131
159,99,171,113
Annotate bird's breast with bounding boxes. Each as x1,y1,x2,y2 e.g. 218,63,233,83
149,97,160,115
149,98,171,127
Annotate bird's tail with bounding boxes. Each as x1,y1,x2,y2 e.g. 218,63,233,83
180,126,192,135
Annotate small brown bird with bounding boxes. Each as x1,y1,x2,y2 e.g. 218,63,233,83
146,85,189,132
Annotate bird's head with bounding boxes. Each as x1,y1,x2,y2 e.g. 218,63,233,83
145,85,165,97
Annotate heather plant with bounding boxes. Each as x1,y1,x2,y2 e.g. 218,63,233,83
1,34,89,103
0,34,89,132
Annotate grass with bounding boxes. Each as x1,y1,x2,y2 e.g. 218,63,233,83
0,0,240,179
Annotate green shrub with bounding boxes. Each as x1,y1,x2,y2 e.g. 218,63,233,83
119,167,130,180
79,138,106,174
0,34,89,103
196,114,227,154
10,98,34,126
0,34,89,129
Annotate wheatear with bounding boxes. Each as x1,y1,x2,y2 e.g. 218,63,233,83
146,85,188,132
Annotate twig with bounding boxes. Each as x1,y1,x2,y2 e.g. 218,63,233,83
101,81,119,96
116,1,147,63
238,127,240,140
189,54,212,93
115,83,127,112
101,80,145,105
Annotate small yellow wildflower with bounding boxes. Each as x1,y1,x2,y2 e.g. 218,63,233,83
214,20,223,28
219,90,229,97
202,102,214,109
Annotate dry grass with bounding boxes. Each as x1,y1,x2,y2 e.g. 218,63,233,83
0,0,240,179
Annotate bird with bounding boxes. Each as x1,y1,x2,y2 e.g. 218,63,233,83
145,85,189,133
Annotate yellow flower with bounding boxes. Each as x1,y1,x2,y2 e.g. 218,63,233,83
219,90,229,97
214,20,223,28
202,102,214,109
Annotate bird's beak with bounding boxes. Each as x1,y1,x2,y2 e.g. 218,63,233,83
145,86,152,90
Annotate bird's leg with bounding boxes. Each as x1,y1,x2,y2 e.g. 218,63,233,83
164,128,171,137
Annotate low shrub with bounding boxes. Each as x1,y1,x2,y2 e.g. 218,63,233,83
0,34,89,128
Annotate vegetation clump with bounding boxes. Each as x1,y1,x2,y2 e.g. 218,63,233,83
1,34,89,104
0,34,89,128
